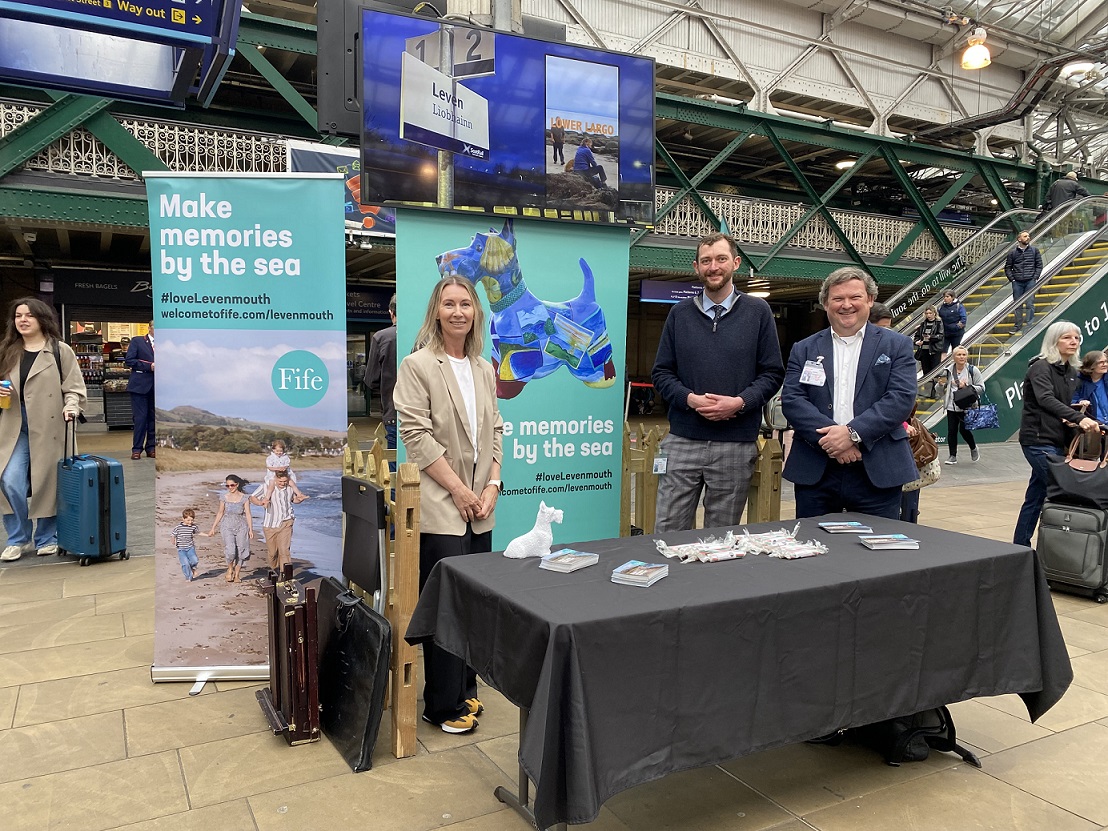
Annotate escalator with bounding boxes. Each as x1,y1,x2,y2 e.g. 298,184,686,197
885,208,1040,322
905,198,1108,434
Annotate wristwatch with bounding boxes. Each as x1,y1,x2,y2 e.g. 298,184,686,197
487,479,503,493
848,428,863,445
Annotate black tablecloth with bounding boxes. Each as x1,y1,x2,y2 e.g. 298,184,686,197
406,514,1072,829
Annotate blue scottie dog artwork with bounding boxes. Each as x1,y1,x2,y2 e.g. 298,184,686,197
436,220,616,399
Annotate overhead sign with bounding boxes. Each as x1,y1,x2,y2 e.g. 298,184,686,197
399,52,489,160
20,0,222,43
405,28,494,78
452,27,495,78
0,0,240,105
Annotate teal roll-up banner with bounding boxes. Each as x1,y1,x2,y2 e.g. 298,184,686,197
147,173,346,679
396,210,628,548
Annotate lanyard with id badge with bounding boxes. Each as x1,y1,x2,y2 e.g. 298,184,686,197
800,356,826,387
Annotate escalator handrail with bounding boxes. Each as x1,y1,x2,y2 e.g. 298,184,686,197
885,207,1039,311
893,196,1108,338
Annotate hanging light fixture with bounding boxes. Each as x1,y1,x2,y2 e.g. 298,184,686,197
961,27,991,70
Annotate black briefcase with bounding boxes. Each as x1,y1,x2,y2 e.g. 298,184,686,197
257,564,321,746
317,576,392,772
341,476,387,606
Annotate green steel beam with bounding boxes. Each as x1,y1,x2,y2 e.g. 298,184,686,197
655,139,722,231
40,92,169,177
761,124,870,273
656,93,1035,183
0,185,148,227
974,160,1017,212
877,144,953,255
238,44,319,132
633,131,751,246
883,170,973,265
630,244,920,285
237,12,318,54
0,95,110,180
756,146,879,269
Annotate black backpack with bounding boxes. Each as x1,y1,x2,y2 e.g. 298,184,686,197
810,706,981,767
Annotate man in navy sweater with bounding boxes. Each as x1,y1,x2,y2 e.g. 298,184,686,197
651,233,784,531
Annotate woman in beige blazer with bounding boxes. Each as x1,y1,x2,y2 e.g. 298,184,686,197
394,275,503,734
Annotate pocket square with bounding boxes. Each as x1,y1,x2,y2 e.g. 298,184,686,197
875,354,891,365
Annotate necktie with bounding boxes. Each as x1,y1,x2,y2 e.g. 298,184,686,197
711,304,725,332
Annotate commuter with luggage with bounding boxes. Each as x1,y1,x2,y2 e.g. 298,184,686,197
0,298,86,561
942,347,984,465
1013,321,1100,548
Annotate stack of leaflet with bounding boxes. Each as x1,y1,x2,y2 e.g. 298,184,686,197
539,549,599,573
611,560,669,587
859,534,920,550
818,521,873,534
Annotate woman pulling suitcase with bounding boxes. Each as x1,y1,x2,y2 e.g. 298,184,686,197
0,298,86,562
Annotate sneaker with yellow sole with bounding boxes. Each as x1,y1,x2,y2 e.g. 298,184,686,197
422,713,478,734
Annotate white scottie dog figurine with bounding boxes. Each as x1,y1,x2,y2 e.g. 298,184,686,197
503,501,563,559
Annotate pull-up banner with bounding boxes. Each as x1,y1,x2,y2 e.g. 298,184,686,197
396,210,628,548
146,173,347,682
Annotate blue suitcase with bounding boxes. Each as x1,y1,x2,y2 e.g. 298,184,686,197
57,448,128,567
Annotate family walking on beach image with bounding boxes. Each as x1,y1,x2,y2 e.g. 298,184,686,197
153,434,342,668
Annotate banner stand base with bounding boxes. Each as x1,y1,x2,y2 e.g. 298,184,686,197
150,664,270,684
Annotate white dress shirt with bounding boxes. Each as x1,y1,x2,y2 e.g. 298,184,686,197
831,327,865,425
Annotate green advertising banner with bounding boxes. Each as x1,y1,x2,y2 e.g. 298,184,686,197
396,210,628,548
147,173,347,680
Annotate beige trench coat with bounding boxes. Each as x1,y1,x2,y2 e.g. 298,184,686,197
0,341,87,518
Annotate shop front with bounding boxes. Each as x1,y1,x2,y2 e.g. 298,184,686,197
52,268,153,427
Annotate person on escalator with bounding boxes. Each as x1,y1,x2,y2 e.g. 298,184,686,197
1004,231,1042,331
1044,171,1090,212
938,291,967,354
912,306,944,398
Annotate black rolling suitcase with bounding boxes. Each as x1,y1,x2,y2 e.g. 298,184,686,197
257,564,321,745
1038,500,1108,603
316,577,392,772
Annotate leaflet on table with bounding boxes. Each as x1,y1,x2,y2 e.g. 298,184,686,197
539,549,600,573
611,560,669,586
655,524,828,563
859,534,920,550
818,521,874,534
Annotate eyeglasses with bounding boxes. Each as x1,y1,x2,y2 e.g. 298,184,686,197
225,483,237,488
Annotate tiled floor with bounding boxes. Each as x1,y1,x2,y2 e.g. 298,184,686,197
2,428,1107,830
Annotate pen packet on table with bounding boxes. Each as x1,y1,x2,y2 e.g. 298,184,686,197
539,549,600,573
818,521,874,534
611,560,669,587
859,534,920,550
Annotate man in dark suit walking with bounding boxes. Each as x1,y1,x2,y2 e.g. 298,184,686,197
781,267,917,520
363,294,397,449
125,321,155,460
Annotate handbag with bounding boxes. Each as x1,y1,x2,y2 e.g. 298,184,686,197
963,391,999,431
906,417,938,467
1046,430,1108,508
952,384,979,410
903,458,941,492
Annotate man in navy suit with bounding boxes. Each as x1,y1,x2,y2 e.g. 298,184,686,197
781,267,917,520
125,321,155,460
